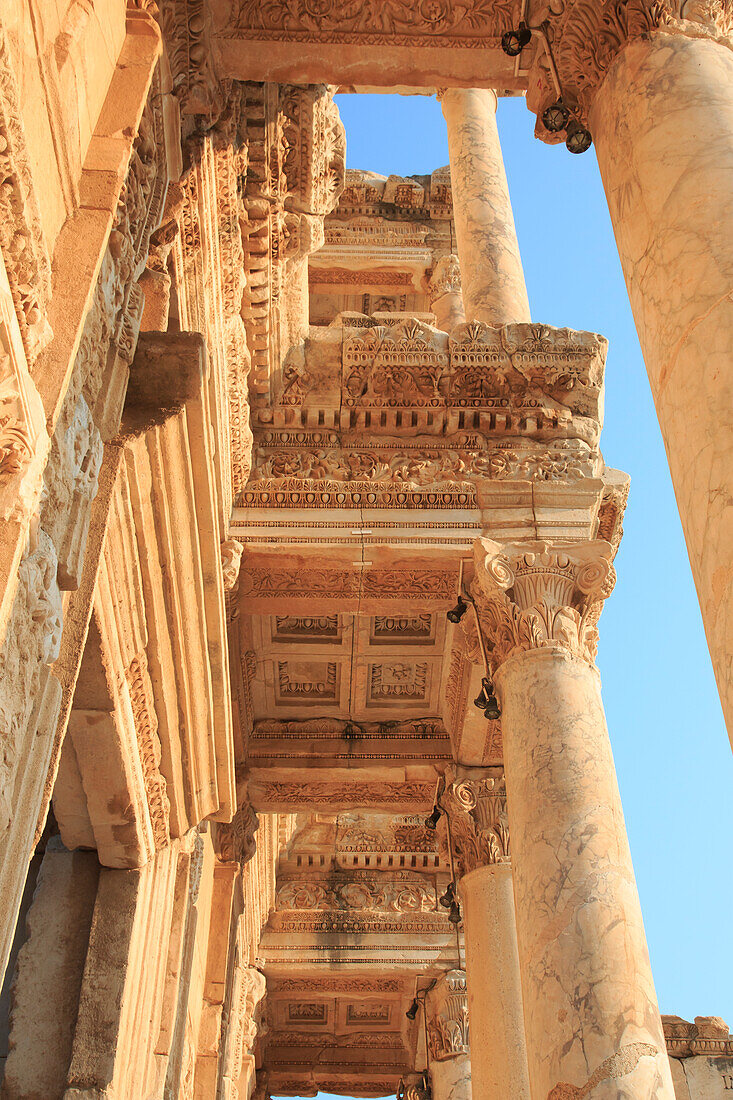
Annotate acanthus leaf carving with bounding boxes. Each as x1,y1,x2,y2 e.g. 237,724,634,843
441,767,510,877
530,1,733,137
472,538,615,668
216,800,260,866
426,970,470,1061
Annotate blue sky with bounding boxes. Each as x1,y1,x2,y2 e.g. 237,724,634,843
278,91,733,1100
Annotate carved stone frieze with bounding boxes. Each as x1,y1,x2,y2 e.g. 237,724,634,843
225,0,519,45
250,780,436,810
126,652,171,850
250,438,598,488
0,20,52,360
0,285,48,523
275,876,437,914
441,768,510,878
239,565,455,602
472,537,616,669
42,395,103,589
0,530,62,834
426,970,470,1061
244,318,606,508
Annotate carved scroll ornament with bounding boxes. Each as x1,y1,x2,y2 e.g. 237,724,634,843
530,0,733,135
442,768,510,877
472,537,615,668
228,0,519,43
216,801,260,865
426,970,470,1061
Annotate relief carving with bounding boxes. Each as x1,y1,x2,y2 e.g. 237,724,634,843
442,768,510,878
530,1,733,135
472,537,616,668
427,253,462,304
426,970,470,1061
217,800,260,866
227,0,518,43
221,538,245,591
275,877,437,913
0,21,52,360
126,652,171,849
0,530,62,834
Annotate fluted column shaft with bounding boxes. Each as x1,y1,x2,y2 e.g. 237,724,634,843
474,538,674,1100
442,771,530,1100
588,31,733,743
441,88,530,325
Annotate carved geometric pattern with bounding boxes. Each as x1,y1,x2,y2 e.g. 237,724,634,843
273,614,341,642
371,614,433,644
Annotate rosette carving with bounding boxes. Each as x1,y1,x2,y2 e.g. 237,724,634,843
472,538,615,668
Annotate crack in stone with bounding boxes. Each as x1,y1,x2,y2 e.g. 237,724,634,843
547,1042,659,1099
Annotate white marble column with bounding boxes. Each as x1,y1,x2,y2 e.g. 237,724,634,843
587,28,733,744
442,769,530,1100
473,538,675,1100
441,88,530,325
425,970,473,1100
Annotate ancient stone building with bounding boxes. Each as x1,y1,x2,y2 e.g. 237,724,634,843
0,1,731,1098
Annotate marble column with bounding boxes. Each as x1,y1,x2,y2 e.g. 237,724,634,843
425,970,473,1100
586,28,733,743
428,254,466,333
473,538,675,1100
442,768,530,1100
440,88,530,325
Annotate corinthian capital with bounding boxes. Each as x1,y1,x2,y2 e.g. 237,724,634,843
528,1,733,136
426,970,470,1061
472,538,615,668
427,254,462,304
442,766,510,878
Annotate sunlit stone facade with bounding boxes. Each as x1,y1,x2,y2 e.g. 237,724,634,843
0,1,730,1097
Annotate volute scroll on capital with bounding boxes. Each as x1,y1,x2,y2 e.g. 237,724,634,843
440,766,510,878
427,254,462,304
426,969,470,1062
471,538,616,669
528,0,733,138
